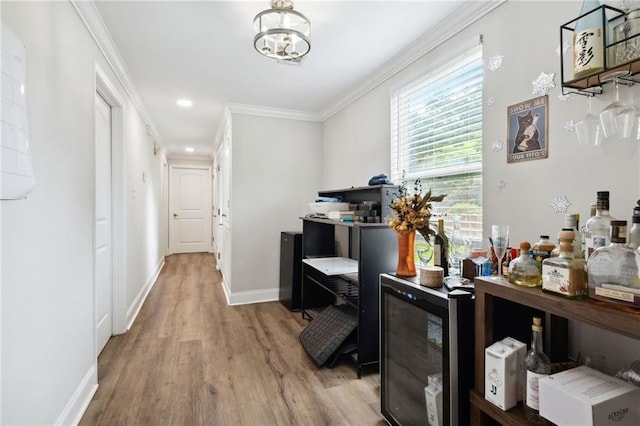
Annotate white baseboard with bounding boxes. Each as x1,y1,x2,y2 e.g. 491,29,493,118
55,363,98,426
126,256,165,330
223,283,280,306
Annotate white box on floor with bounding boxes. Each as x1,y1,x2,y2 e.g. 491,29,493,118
424,381,443,426
539,365,640,426
501,337,526,401
485,341,518,411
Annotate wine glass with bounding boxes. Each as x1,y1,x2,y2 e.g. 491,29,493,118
491,225,510,278
616,85,639,140
469,249,489,277
600,76,627,139
575,96,603,146
415,231,434,266
445,217,471,287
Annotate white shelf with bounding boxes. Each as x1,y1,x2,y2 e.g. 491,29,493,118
303,257,358,276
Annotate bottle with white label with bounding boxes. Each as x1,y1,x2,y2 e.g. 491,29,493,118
584,191,616,259
524,317,550,424
542,230,586,298
587,220,640,309
573,0,604,79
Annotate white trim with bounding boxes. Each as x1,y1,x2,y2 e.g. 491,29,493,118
71,0,162,147
126,257,165,330
226,102,323,122
222,283,280,306
95,64,128,337
54,364,98,426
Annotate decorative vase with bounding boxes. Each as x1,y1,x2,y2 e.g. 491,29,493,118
396,230,417,277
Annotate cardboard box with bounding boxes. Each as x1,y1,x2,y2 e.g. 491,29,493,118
485,341,518,411
501,337,527,402
425,381,443,426
539,366,640,426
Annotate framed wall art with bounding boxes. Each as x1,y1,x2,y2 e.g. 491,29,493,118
507,95,548,164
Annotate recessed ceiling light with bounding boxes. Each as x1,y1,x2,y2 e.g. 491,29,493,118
177,99,193,108
185,147,195,152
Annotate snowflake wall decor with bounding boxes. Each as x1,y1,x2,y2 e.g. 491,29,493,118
555,41,570,56
491,139,504,152
564,120,577,132
558,93,571,102
486,96,496,107
532,72,556,96
488,53,504,71
498,179,506,190
551,196,572,213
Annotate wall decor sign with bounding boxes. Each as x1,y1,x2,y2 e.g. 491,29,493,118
507,95,548,164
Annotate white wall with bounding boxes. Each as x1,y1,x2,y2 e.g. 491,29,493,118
228,113,322,301
322,1,640,371
1,2,164,423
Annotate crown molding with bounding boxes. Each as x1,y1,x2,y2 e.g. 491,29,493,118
70,0,162,146
319,0,507,121
226,103,323,122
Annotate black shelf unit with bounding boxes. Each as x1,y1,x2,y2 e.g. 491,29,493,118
301,185,398,377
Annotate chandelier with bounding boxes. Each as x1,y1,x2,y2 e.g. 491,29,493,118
253,0,311,61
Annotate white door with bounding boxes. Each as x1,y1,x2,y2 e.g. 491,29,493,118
169,166,212,253
95,93,112,355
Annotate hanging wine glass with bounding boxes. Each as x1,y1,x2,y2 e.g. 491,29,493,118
615,83,638,140
575,96,604,146
600,76,627,139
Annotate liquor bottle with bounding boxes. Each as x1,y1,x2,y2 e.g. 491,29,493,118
584,191,616,259
433,218,449,277
524,317,551,424
501,247,512,278
573,0,604,79
542,230,586,298
588,220,640,309
532,235,556,273
508,241,541,287
551,214,583,259
629,201,640,249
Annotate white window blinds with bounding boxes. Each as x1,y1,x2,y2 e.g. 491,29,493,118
390,44,483,240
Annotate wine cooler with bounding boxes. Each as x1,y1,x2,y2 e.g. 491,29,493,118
380,274,474,426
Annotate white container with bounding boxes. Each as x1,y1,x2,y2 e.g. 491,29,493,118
501,337,527,402
308,201,350,214
485,341,518,411
539,365,640,426
425,381,443,426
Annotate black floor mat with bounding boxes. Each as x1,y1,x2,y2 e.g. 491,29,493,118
299,304,358,366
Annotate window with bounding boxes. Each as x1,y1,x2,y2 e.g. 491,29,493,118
390,43,483,242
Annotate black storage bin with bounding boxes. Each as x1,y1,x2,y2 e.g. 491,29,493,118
279,231,303,311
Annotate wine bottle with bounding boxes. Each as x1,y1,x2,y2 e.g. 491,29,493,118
573,0,604,79
433,218,449,277
524,317,551,424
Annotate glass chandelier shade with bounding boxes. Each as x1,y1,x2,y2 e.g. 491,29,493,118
253,0,311,61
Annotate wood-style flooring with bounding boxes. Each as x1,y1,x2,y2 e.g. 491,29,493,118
80,253,385,425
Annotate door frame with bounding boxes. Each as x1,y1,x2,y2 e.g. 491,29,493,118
94,64,127,350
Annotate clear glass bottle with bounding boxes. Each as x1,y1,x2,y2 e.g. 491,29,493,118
542,230,586,298
551,214,582,259
585,191,616,260
588,220,640,309
629,201,640,250
532,235,555,273
574,0,604,79
524,317,551,424
509,242,541,287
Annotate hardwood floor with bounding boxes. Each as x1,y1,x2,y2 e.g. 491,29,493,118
80,253,385,425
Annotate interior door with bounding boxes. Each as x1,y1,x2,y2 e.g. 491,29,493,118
169,166,212,253
95,92,112,355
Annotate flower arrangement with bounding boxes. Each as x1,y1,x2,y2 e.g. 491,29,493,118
387,173,446,241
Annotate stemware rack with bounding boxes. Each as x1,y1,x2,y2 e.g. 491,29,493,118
560,4,640,96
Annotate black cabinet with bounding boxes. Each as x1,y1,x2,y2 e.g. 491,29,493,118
300,185,398,376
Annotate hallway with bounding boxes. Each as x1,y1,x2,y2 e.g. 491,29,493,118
79,253,383,425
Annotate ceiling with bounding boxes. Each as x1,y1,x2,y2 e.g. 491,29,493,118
93,1,479,158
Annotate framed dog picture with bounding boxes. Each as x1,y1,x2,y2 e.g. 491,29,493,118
507,95,548,163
